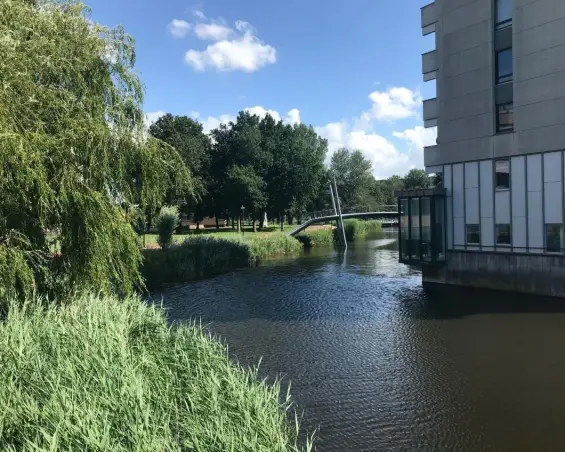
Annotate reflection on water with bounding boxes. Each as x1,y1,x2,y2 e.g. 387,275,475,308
154,232,565,452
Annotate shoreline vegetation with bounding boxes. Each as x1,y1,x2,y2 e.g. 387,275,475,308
0,293,313,451
142,220,384,287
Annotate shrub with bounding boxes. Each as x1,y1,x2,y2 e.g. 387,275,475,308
343,219,382,241
0,293,311,451
296,228,335,248
141,233,303,287
156,206,180,249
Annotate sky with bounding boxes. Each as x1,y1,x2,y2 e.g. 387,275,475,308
88,0,438,179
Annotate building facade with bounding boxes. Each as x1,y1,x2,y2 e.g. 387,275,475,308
398,0,565,297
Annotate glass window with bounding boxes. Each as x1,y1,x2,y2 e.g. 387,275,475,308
546,224,563,253
466,224,480,245
496,224,511,245
400,199,410,260
434,198,445,261
497,103,513,133
496,49,513,84
496,0,512,29
421,198,432,261
495,159,510,190
411,198,420,260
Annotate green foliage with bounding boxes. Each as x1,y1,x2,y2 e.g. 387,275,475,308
142,234,302,287
296,228,335,249
343,220,383,241
156,206,180,249
0,293,311,451
330,149,377,210
403,168,434,190
0,0,191,298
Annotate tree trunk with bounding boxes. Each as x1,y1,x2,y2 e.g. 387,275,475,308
280,216,284,232
196,221,200,231
259,213,265,230
232,217,235,230
252,215,257,232
215,217,219,230
237,217,241,232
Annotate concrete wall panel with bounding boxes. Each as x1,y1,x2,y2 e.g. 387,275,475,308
495,190,511,224
454,217,465,249
527,154,542,191
544,151,562,183
544,182,562,223
444,164,453,250
480,160,494,218
453,164,464,219
513,216,528,250
511,156,527,217
465,162,479,188
528,190,543,252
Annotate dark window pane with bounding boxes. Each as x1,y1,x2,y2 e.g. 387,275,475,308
400,199,410,260
411,198,420,260
434,198,445,261
466,224,480,245
497,103,513,133
497,49,513,83
495,159,510,190
546,224,563,253
496,0,512,28
496,224,511,245
421,198,432,261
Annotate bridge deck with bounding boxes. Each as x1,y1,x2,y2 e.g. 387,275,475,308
288,212,398,237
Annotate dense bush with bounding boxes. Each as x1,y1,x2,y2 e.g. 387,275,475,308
142,233,302,287
156,206,180,249
0,293,311,451
343,219,383,241
296,228,335,248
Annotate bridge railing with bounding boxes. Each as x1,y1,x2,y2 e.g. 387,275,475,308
303,205,397,221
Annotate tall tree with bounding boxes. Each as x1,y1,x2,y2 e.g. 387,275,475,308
330,149,375,210
0,0,190,299
403,168,433,190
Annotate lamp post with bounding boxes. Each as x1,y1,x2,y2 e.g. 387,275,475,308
240,205,245,236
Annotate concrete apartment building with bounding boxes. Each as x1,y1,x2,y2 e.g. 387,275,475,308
397,0,565,297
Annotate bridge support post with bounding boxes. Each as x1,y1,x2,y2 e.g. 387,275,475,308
332,178,348,249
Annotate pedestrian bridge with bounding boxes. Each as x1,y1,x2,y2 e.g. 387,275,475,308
288,208,398,237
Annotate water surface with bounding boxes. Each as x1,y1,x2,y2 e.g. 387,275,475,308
155,233,565,452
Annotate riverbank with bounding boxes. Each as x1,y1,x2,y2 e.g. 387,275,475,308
0,293,310,451
142,221,383,288
142,233,302,288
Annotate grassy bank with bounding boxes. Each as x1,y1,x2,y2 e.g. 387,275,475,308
142,233,302,287
295,228,335,248
343,219,383,241
0,293,311,451
297,220,383,247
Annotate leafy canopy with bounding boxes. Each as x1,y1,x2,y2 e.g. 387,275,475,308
0,0,191,299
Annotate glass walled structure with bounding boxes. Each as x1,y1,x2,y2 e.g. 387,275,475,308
397,188,446,265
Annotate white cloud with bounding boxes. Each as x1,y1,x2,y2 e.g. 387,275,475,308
193,10,207,20
315,122,417,179
194,23,233,41
285,108,301,125
183,15,276,72
145,111,166,128
189,111,200,119
245,106,281,122
200,114,236,133
393,126,437,151
367,87,421,122
168,19,191,38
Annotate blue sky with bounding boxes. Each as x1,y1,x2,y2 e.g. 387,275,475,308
88,0,437,178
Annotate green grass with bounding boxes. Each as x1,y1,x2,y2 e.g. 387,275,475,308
295,228,335,248
343,219,383,241
0,293,312,451
142,224,296,247
141,233,302,287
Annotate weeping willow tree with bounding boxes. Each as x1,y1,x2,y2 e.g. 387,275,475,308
0,0,192,299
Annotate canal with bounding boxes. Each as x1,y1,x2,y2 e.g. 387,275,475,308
155,232,565,452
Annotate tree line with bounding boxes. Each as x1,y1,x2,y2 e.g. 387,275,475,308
148,114,437,229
